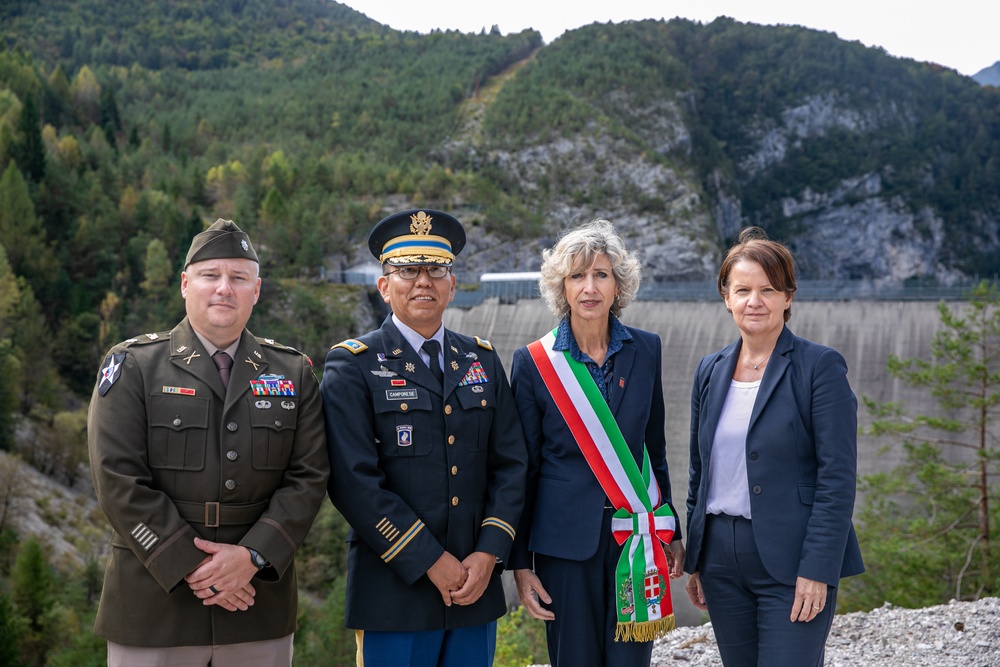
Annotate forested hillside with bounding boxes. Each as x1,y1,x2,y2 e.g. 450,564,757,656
1,2,1000,663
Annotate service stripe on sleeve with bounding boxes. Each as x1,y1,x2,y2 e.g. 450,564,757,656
380,520,424,563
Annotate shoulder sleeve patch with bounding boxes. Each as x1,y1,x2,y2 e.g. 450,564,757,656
475,336,493,351
332,339,368,354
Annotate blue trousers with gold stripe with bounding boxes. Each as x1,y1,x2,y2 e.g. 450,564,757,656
357,621,496,667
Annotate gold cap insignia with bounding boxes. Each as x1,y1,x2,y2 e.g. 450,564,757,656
410,211,433,235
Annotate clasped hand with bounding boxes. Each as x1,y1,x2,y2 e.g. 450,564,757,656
427,551,496,607
184,537,258,612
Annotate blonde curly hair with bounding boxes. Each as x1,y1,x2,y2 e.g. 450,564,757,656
539,219,641,319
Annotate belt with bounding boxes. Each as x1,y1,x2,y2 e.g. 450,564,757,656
174,500,270,527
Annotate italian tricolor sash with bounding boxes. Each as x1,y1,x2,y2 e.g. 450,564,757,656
528,329,676,642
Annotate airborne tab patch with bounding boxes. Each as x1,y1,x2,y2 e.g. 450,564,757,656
475,336,492,351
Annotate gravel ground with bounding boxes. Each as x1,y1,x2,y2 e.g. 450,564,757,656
526,597,999,666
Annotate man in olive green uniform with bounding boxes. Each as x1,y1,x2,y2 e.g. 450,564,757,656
322,210,527,667
88,219,329,666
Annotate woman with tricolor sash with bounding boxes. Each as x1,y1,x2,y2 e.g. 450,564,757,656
508,220,685,667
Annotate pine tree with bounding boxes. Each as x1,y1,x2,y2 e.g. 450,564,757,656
0,589,23,667
846,281,1000,609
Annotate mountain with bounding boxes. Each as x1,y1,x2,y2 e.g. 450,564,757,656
2,1,1000,398
2,3,999,289
452,18,1000,283
974,61,1000,86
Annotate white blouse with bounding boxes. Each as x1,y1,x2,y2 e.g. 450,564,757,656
705,378,760,519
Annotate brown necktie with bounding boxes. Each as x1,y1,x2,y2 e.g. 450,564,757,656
212,351,234,389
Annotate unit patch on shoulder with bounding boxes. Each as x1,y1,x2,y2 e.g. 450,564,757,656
474,336,492,351
332,339,368,354
97,352,126,396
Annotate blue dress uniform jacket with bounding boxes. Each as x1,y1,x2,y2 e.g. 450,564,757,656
322,315,527,632
88,318,330,647
684,325,865,586
508,325,679,569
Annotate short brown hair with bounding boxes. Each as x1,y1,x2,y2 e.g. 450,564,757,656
717,227,797,322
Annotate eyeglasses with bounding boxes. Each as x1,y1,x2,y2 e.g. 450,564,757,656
385,265,452,280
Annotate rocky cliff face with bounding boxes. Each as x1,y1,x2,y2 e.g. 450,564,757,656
443,71,999,284
449,94,720,280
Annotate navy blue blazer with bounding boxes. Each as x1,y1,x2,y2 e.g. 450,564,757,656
508,325,679,569
684,326,864,587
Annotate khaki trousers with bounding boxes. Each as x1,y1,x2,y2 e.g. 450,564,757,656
107,634,293,667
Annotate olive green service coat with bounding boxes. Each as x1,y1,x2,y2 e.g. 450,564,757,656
87,318,329,647
322,316,527,631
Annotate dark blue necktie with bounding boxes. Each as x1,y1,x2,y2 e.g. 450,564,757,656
421,340,443,385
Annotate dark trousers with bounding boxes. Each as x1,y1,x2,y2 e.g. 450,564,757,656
534,509,654,667
358,622,496,667
698,513,837,667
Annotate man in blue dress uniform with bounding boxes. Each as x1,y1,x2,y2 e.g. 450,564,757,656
322,209,527,667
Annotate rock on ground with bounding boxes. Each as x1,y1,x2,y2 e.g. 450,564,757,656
527,597,1000,666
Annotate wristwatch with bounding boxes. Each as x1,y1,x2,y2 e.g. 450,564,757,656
247,547,269,570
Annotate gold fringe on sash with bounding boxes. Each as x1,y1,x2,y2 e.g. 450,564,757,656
614,615,676,642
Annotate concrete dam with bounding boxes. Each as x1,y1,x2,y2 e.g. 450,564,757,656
443,298,953,623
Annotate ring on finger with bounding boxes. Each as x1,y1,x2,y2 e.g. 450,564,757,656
209,585,220,595
811,604,821,610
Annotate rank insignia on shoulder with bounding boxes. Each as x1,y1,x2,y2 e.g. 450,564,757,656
475,336,492,351
98,352,126,396
333,339,367,354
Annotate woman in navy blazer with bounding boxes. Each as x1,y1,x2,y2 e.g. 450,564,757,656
684,227,864,666
509,220,684,667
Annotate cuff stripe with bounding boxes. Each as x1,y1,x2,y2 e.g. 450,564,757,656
381,520,424,563
481,517,515,541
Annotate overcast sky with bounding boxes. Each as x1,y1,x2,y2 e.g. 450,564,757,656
340,0,997,77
